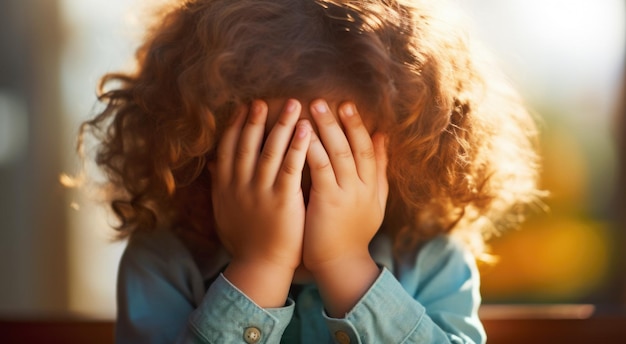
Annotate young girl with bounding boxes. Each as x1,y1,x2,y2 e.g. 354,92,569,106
81,0,541,343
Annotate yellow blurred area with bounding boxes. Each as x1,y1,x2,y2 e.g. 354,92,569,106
540,128,588,207
481,217,612,302
481,122,616,302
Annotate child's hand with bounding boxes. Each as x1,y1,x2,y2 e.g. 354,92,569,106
210,99,311,307
303,99,388,316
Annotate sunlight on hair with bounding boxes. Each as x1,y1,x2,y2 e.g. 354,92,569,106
58,0,625,319
462,0,625,304
61,0,141,319
59,173,82,188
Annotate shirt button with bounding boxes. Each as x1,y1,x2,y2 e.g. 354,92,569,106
334,330,351,344
244,327,262,344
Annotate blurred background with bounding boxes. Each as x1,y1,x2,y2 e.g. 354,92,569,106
0,0,624,320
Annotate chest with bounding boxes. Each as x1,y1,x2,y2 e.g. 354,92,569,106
281,284,334,344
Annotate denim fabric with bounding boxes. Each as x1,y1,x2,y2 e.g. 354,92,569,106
116,229,486,343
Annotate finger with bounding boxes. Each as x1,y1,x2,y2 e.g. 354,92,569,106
309,99,357,186
234,100,268,183
275,119,312,192
256,99,302,187
372,133,389,210
338,102,377,184
215,104,248,185
306,129,337,190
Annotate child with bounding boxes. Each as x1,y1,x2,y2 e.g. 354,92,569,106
80,0,541,343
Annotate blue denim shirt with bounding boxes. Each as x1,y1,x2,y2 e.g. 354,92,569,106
116,229,485,343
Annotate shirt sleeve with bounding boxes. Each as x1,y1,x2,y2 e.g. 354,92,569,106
185,274,295,343
323,235,486,344
115,230,294,344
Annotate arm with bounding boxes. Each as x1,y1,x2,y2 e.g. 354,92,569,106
116,229,295,344
210,99,311,308
116,229,205,344
117,99,312,343
324,236,486,344
303,101,484,343
303,99,388,317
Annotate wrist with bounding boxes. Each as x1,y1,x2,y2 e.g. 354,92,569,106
224,259,296,308
310,253,380,317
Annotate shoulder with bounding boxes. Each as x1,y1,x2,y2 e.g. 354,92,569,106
416,235,477,278
116,229,209,342
118,228,204,289
397,234,479,294
121,229,193,268
368,234,485,343
396,235,484,339
121,228,230,286
418,234,473,266
117,228,209,307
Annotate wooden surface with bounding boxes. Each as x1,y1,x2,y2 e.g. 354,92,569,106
0,320,114,344
1,312,625,343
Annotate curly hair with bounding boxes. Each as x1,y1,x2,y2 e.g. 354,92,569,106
80,0,542,260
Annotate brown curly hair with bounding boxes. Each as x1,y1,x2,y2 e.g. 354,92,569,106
80,0,542,260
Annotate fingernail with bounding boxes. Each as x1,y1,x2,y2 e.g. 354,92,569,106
253,100,266,114
285,99,299,113
343,103,356,116
313,100,328,114
296,125,308,138
296,120,311,138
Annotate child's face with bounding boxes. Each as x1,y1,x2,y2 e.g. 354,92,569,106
245,98,380,284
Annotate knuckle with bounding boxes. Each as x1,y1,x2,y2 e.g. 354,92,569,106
281,163,300,175
311,159,332,171
289,141,306,153
259,149,276,162
251,182,267,195
345,114,363,126
359,147,376,160
275,116,292,128
333,149,353,160
215,152,229,164
247,118,263,127
235,146,251,160
319,114,337,126
246,113,265,126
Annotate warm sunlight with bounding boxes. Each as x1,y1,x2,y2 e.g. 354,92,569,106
60,0,625,317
